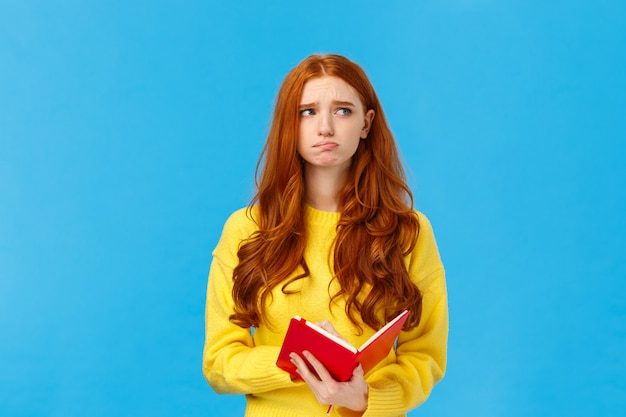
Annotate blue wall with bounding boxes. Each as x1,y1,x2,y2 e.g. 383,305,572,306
1,1,624,416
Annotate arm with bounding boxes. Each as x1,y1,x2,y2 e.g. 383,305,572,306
355,273,448,417
289,269,447,417
336,214,448,417
202,211,295,394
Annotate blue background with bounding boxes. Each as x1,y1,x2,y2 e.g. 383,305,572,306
1,1,625,416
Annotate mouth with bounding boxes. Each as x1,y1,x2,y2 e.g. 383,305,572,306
314,141,338,150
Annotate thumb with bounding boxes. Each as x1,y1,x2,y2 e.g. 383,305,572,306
353,363,365,378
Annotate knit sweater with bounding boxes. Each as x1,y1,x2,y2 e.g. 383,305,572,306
203,205,448,417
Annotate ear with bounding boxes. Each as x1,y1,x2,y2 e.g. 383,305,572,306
360,109,375,139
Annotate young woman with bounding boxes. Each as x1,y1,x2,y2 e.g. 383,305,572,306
203,54,448,417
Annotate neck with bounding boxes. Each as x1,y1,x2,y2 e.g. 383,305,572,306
303,165,348,212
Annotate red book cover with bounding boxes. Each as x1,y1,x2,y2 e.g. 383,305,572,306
276,310,410,382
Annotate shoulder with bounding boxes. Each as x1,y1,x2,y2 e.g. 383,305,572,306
413,210,437,248
213,206,260,257
408,210,445,281
415,210,435,234
223,206,258,231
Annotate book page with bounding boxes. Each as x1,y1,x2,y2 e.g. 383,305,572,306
301,318,357,353
358,310,409,351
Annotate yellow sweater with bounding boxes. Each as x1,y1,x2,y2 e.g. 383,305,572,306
203,205,448,417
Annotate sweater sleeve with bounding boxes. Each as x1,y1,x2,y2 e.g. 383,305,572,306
202,211,295,395
337,214,449,417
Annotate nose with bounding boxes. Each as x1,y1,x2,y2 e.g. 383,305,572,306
318,113,334,137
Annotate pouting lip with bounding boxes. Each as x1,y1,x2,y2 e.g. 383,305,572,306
313,140,339,148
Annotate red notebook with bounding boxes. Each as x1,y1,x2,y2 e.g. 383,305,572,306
276,310,409,382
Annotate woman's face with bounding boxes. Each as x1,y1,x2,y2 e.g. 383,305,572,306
296,76,374,173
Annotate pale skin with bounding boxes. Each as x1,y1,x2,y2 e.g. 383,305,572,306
290,75,375,411
296,75,375,212
289,321,369,412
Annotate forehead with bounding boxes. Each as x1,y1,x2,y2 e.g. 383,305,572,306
300,76,362,104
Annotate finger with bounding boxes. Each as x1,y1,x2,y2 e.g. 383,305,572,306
302,350,335,382
290,352,319,382
352,363,365,379
315,320,341,338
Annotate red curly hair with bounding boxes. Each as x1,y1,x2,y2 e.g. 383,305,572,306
231,54,422,331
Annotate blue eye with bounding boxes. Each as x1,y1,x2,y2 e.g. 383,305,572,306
300,109,315,116
336,107,352,116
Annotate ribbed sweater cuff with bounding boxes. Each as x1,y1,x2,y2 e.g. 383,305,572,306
361,381,406,417
247,346,295,393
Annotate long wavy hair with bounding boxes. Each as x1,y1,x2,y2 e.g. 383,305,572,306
230,54,422,331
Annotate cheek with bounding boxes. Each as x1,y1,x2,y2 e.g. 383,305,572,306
343,132,362,156
297,121,310,140
349,124,366,143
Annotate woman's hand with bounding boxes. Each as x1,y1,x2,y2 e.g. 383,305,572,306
289,321,368,412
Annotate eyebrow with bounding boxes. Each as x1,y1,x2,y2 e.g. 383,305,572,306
299,100,357,108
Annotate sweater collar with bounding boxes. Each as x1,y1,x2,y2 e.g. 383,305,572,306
304,205,341,226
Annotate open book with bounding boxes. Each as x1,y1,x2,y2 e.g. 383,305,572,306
276,310,409,382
